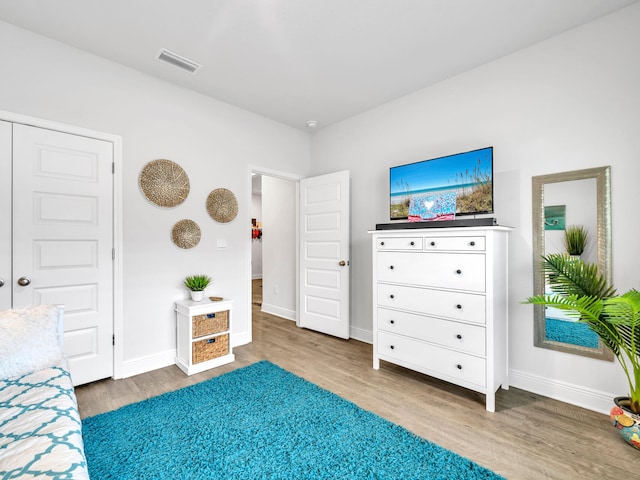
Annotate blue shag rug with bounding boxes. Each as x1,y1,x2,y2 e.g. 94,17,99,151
546,317,599,349
82,361,504,479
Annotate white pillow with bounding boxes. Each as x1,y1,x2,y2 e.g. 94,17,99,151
0,304,64,379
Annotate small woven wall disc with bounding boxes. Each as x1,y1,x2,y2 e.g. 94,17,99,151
171,219,201,249
207,188,238,223
139,159,190,207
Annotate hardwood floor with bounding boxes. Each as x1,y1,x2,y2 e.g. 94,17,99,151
75,280,640,479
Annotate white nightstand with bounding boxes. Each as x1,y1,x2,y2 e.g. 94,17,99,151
175,298,234,375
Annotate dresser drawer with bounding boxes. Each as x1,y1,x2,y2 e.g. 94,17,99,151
423,236,485,251
377,251,485,292
376,237,423,251
377,283,486,324
377,331,486,388
377,308,486,356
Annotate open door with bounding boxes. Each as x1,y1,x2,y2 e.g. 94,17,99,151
299,170,350,339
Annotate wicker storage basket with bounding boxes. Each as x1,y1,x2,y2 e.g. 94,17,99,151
192,311,229,338
192,334,229,364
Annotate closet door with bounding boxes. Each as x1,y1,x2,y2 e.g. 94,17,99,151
0,121,10,310
12,124,114,385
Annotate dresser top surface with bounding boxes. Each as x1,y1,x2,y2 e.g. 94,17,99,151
368,225,513,235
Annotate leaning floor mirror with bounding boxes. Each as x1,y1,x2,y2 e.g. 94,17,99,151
531,166,613,360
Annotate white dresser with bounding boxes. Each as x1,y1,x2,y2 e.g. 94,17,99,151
370,226,511,412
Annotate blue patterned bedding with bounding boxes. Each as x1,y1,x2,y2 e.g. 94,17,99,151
0,363,89,479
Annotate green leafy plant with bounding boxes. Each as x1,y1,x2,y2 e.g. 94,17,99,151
564,225,588,256
183,275,212,292
525,253,640,413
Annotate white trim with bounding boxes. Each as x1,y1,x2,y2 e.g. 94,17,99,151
350,326,373,344
0,109,124,382
247,165,303,341
261,303,296,321
249,165,304,182
112,136,124,379
509,368,616,414
121,349,176,379
231,331,252,347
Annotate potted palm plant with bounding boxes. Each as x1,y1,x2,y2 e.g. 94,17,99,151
183,274,212,302
525,253,640,449
564,225,588,257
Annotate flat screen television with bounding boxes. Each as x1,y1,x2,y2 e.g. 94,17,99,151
389,146,493,221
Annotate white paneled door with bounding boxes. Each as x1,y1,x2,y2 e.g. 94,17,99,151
299,170,350,339
9,123,114,386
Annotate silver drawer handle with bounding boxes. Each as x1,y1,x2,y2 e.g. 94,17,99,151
17,276,31,286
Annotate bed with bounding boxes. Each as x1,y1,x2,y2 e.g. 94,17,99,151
0,304,90,479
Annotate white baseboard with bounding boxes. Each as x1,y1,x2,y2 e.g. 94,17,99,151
509,368,615,415
232,331,252,347
119,331,252,379
261,303,296,321
350,326,372,344
119,349,176,379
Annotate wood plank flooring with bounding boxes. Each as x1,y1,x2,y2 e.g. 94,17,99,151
75,280,640,479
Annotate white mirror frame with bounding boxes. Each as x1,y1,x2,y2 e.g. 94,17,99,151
531,166,613,361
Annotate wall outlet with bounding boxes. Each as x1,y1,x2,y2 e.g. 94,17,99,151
273,285,278,295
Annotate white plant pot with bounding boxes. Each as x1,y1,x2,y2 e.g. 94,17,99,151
190,290,205,302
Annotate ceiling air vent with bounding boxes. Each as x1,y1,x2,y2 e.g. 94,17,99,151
155,48,201,74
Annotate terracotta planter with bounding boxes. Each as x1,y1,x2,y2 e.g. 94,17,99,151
610,397,640,450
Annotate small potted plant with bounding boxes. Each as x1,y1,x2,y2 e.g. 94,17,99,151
564,225,588,257
183,274,212,302
525,253,640,449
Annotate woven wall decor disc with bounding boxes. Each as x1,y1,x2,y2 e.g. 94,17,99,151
206,188,238,223
139,159,190,207
171,219,201,249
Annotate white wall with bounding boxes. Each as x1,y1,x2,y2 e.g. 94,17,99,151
0,20,311,376
310,4,640,413
261,176,297,320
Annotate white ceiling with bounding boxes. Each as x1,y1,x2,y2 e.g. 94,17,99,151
0,0,637,131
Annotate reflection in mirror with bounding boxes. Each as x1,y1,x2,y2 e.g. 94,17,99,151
532,166,613,360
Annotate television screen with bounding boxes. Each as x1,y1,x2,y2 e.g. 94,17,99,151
389,147,493,221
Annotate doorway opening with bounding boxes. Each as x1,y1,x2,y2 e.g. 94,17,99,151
250,170,299,330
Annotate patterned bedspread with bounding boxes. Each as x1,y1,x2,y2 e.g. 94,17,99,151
0,364,89,479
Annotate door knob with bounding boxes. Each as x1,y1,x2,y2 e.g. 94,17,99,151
338,260,349,266
17,276,31,286
0,278,4,287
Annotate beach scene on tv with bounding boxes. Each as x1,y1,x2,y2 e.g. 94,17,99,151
390,147,493,221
